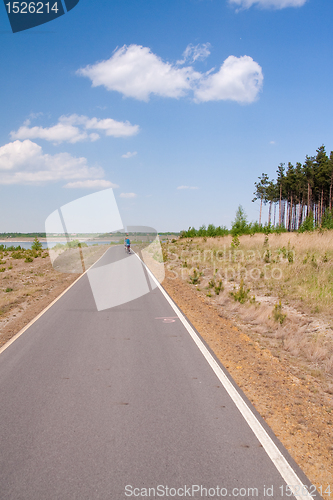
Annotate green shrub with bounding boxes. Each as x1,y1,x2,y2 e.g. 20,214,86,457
11,251,24,259
298,212,315,232
214,280,224,295
321,209,333,230
273,301,287,324
189,269,201,285
230,279,254,304
264,250,271,263
6,245,22,251
208,279,215,288
5,288,13,292
31,236,43,251
231,206,250,236
231,235,240,248
278,243,294,263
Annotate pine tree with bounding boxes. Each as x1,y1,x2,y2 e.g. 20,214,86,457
252,145,333,231
252,173,269,226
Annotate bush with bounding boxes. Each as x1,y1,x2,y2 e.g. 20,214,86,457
272,301,287,324
263,250,271,263
189,269,201,285
179,206,291,240
321,209,333,230
214,280,224,295
7,245,22,251
278,243,294,263
231,235,240,248
31,236,43,251
230,279,255,304
231,206,249,236
299,212,315,232
11,251,24,259
180,224,229,238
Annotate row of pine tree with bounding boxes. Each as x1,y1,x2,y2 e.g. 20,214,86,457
253,145,333,231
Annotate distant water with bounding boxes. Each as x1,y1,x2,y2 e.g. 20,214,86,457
0,241,116,250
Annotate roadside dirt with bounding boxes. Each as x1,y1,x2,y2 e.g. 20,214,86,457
163,271,333,499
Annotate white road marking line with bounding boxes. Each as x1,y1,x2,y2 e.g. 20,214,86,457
0,246,109,356
135,253,315,500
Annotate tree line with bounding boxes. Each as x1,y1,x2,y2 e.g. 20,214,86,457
180,145,333,238
253,145,333,231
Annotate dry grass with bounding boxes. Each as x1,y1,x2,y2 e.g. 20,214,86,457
162,231,333,379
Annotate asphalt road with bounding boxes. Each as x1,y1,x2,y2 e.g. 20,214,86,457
0,247,318,500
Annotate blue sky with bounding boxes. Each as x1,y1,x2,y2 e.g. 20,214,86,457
1,0,332,232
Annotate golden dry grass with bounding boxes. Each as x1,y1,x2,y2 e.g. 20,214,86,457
162,231,333,379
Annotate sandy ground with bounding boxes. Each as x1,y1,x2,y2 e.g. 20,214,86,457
0,251,332,498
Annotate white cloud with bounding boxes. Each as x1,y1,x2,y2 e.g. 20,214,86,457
194,55,263,103
120,192,137,198
78,45,200,102
177,43,211,65
270,140,276,144
63,180,118,189
0,139,105,185
229,0,306,9
10,114,139,144
177,185,199,190
77,44,263,104
121,151,137,159
11,121,88,144
83,116,139,137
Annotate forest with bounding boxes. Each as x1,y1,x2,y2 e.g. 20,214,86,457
253,145,333,231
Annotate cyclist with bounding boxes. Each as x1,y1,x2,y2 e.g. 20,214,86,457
125,236,131,253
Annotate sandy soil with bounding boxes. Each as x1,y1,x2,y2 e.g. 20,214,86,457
0,250,332,497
